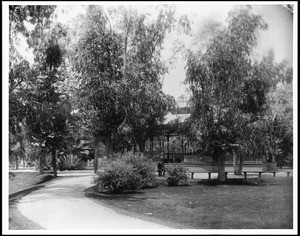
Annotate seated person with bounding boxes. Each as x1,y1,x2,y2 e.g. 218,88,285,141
157,162,163,176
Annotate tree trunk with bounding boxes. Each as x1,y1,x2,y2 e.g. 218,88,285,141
138,139,146,153
20,138,25,167
133,137,138,154
123,7,131,75
218,155,226,182
105,134,113,159
166,135,170,160
270,152,274,163
15,156,18,170
39,153,44,174
233,150,242,175
94,138,101,174
52,147,57,178
124,32,128,74
238,152,243,174
150,137,153,158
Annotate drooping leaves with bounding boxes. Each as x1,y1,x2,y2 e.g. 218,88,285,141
185,6,270,158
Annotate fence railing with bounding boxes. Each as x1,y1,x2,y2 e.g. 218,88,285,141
225,155,263,164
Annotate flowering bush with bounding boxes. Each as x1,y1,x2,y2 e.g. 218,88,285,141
122,153,157,188
93,153,157,194
166,164,188,186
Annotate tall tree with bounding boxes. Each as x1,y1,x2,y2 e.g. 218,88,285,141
266,82,293,167
25,54,71,178
185,6,270,181
234,50,293,171
118,6,184,153
9,5,57,171
69,6,126,173
17,7,71,178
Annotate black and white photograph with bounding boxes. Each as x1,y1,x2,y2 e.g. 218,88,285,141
2,1,297,235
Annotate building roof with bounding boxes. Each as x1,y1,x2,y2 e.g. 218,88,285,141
161,112,190,125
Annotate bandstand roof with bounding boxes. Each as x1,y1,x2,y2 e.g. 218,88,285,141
160,112,190,125
152,112,191,137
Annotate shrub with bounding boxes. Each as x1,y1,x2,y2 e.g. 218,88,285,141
166,164,188,186
94,159,142,194
9,172,16,180
60,155,86,170
122,153,157,188
93,152,157,194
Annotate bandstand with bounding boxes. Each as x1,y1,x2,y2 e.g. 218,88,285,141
144,111,278,174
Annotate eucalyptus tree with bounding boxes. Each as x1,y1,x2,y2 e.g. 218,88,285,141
234,50,293,170
117,5,188,152
69,5,184,167
185,6,271,180
265,81,293,167
68,6,126,172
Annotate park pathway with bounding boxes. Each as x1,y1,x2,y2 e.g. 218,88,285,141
17,170,172,230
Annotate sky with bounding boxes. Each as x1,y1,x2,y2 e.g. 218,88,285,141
52,2,294,100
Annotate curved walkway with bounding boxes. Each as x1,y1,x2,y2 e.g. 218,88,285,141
17,170,172,230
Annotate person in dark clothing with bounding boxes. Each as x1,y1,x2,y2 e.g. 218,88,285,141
161,161,165,176
157,162,163,176
58,157,64,171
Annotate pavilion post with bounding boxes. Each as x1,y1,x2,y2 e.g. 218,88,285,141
150,136,154,158
166,135,170,161
181,135,184,154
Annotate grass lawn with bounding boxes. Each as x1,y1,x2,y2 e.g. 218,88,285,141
9,172,53,195
9,171,53,230
85,176,293,229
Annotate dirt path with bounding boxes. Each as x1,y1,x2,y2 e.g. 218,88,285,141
17,170,172,230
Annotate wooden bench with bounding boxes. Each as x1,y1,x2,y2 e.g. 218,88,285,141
189,172,228,180
243,171,263,179
189,171,290,179
156,170,165,176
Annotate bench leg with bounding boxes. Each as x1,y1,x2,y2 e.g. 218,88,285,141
244,172,247,180
225,172,228,181
259,172,262,178
287,172,290,177
208,173,211,179
273,172,276,177
191,173,194,179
